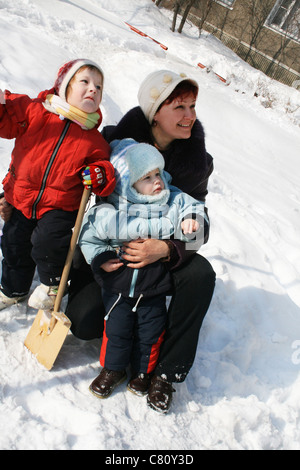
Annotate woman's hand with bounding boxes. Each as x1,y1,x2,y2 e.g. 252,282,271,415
0,197,13,222
121,238,169,268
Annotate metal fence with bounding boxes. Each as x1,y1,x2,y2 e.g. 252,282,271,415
218,31,300,88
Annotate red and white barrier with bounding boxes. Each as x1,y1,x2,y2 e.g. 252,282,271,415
198,62,226,83
125,22,168,50
123,24,227,84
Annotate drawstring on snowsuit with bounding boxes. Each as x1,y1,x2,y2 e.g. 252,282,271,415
104,292,144,320
104,293,122,321
132,293,143,312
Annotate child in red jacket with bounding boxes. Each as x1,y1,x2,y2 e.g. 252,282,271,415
0,59,115,311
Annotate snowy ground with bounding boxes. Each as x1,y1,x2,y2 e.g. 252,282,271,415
1,0,300,451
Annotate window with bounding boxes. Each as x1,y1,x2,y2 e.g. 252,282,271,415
267,0,300,42
222,0,234,5
215,0,235,7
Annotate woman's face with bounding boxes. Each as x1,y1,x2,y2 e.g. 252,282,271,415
153,92,197,148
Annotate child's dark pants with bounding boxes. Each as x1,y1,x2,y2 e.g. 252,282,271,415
1,207,77,297
100,290,167,374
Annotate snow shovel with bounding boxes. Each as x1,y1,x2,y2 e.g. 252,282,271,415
24,188,91,370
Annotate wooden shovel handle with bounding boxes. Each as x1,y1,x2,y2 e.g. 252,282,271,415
53,188,91,313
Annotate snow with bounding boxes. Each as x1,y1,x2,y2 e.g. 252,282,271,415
1,0,300,451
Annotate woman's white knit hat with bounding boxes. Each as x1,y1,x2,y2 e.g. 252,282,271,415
137,70,198,123
54,58,104,100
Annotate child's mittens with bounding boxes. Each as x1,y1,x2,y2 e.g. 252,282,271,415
82,165,106,191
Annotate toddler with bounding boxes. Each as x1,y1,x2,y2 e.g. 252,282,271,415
79,138,207,406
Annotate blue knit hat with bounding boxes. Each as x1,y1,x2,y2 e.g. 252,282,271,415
109,139,170,205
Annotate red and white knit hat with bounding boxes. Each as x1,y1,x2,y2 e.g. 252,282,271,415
54,59,104,100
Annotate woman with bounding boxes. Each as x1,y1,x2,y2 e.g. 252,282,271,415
66,70,216,413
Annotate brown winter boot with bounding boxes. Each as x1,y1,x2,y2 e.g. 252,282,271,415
147,375,175,413
89,368,126,399
127,373,151,396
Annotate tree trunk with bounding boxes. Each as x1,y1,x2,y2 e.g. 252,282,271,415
172,3,181,32
178,1,194,34
265,36,291,77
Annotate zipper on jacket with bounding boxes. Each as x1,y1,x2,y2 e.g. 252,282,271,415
31,120,71,219
129,268,139,298
128,269,144,312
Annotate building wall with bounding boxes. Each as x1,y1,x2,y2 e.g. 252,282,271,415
159,0,300,87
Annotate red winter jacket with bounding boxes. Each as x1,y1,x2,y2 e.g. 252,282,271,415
0,88,115,219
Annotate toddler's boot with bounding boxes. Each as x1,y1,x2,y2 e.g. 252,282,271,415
127,373,151,396
89,368,126,399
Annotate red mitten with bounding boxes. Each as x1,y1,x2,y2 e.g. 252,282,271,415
82,165,106,190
